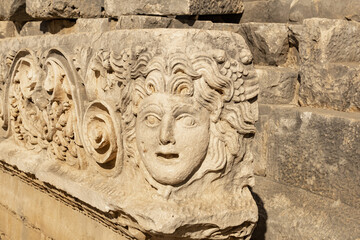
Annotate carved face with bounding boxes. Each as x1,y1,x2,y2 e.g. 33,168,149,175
135,93,210,186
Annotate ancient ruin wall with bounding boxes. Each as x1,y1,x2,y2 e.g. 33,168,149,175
0,0,359,240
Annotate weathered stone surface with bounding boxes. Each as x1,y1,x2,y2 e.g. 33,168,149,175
116,15,172,29
19,20,76,36
256,66,298,104
0,29,259,239
298,19,360,111
170,18,215,30
0,0,31,21
26,0,103,19
300,19,360,64
0,163,129,240
256,104,360,208
240,0,292,23
239,23,289,65
299,62,360,112
251,176,360,240
0,21,17,38
105,0,244,17
75,18,115,32
290,0,360,23
240,1,269,23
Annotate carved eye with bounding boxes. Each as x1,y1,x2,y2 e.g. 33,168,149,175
177,114,197,127
144,114,161,127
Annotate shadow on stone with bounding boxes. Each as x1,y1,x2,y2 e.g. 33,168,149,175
40,19,76,34
250,189,267,240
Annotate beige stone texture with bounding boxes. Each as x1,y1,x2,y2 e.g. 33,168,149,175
300,19,360,64
105,0,244,17
298,19,360,111
0,162,129,240
255,104,360,208
238,23,289,66
116,15,172,29
0,29,259,239
256,66,298,104
75,18,116,33
290,0,360,23
252,176,360,240
300,62,360,112
0,21,17,38
0,0,31,21
240,0,293,23
26,0,104,19
18,20,76,36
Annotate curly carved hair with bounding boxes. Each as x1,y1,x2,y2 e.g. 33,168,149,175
121,48,258,185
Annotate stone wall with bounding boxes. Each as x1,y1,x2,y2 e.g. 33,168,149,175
0,1,359,240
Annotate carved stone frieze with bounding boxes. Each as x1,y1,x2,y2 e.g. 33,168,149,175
0,29,259,240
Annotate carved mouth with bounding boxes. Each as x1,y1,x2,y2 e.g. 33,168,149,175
156,152,179,160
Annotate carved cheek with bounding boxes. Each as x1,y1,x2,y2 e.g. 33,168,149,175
136,119,160,154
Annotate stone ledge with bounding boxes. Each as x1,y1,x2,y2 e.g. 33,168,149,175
0,161,134,240
26,0,104,19
104,0,244,17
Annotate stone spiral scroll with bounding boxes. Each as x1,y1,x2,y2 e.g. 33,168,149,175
0,30,260,240
82,100,123,175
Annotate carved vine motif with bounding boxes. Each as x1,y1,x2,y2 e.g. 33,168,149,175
43,54,86,168
3,48,124,174
8,53,47,151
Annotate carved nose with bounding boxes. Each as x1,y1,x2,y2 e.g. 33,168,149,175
159,116,175,145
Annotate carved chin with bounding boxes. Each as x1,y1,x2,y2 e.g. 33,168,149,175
139,152,207,186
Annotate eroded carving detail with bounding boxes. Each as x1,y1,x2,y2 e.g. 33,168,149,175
1,31,259,240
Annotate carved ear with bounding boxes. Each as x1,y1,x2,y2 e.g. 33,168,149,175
82,101,123,176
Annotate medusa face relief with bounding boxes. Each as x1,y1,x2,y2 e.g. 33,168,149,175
136,93,210,185
126,48,258,188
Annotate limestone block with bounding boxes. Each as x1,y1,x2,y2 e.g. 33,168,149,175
240,0,292,23
104,0,244,17
116,15,172,29
26,0,103,19
290,0,360,23
19,20,76,36
0,29,259,239
256,66,298,104
0,163,129,240
300,19,360,64
240,1,270,23
0,21,17,38
299,63,360,112
75,18,115,32
257,104,360,208
239,23,289,65
0,0,31,21
252,176,360,240
297,19,360,111
169,18,215,30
